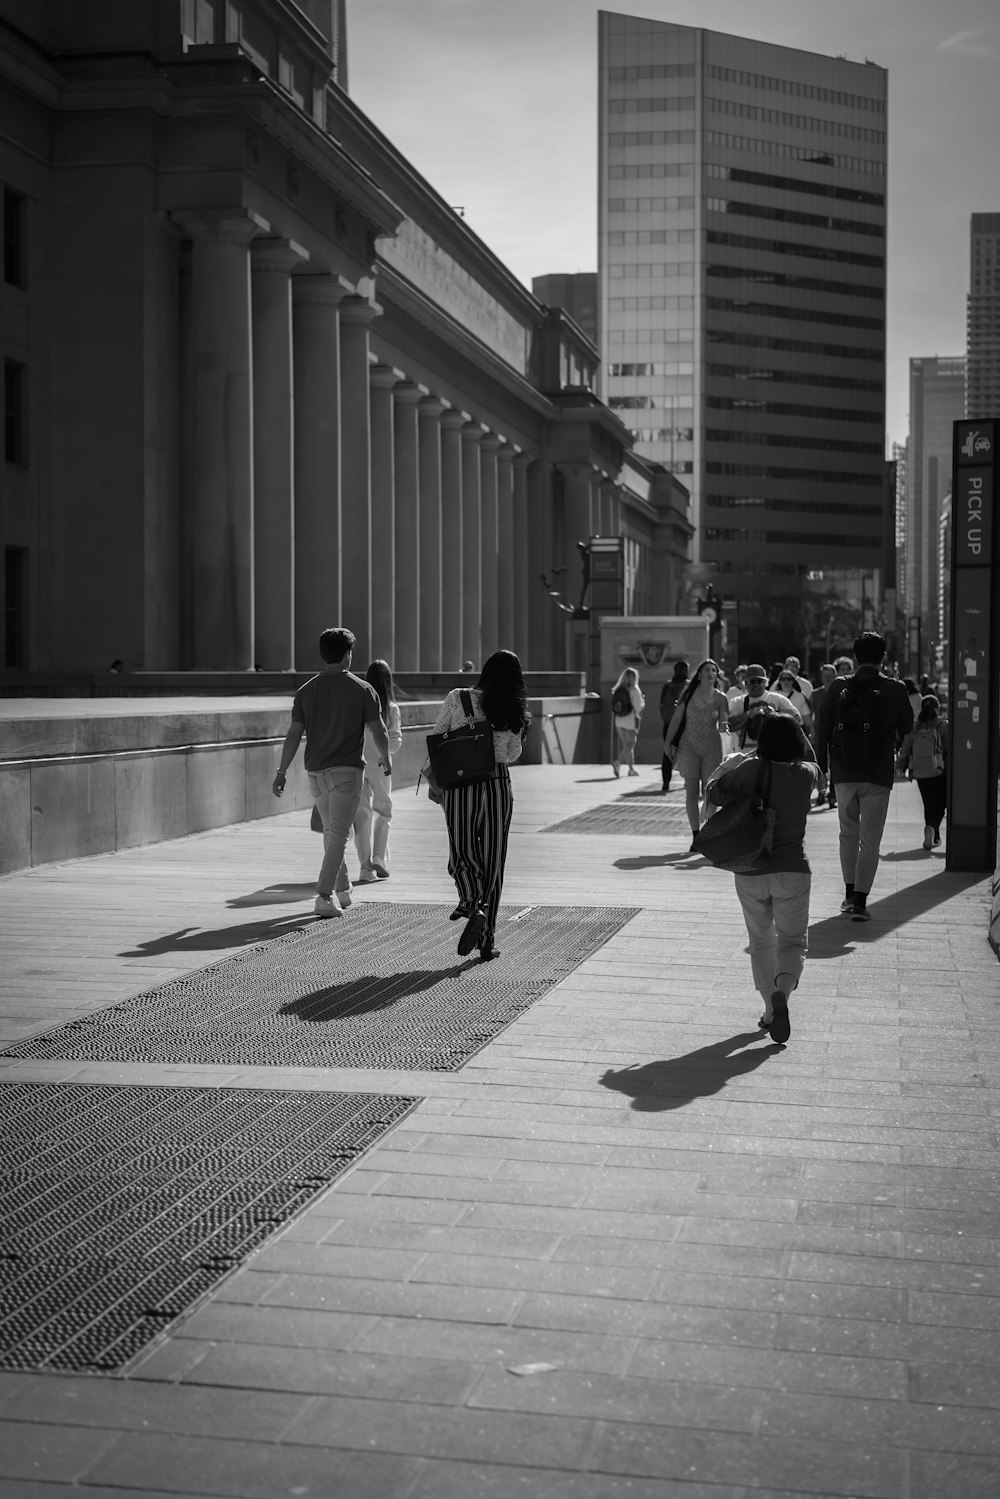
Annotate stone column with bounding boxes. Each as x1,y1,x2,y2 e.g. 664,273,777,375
511,452,530,663
173,209,267,668
251,237,307,670
461,421,485,669
528,461,555,671
418,396,446,671
291,273,351,663
339,296,381,660
393,382,423,671
479,433,502,660
440,411,466,667
369,364,401,662
495,443,516,652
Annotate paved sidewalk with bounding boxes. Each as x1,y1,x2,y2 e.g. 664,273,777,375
1,765,998,1499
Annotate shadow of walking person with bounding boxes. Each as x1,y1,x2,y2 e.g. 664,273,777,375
600,1030,778,1112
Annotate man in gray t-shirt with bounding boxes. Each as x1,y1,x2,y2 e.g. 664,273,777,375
273,627,390,918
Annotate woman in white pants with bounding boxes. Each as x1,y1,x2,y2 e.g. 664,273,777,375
705,714,823,1044
354,660,403,882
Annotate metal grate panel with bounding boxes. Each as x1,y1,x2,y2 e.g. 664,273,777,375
543,801,690,836
2,904,637,1071
0,1083,417,1372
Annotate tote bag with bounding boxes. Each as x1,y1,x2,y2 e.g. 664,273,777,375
426,689,496,789
692,760,775,872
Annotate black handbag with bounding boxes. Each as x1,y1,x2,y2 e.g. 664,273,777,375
426,689,496,789
692,760,775,871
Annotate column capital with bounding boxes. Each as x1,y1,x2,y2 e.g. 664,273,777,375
291,272,353,307
462,420,487,444
513,452,534,471
497,443,520,463
394,381,427,406
419,395,448,419
339,295,382,327
251,237,309,274
480,433,504,455
370,363,406,391
441,410,468,432
172,208,269,245
558,461,597,480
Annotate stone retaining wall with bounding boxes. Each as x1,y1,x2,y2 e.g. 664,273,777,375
0,698,600,874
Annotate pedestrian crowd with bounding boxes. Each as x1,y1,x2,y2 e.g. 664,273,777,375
273,627,530,964
270,625,946,1036
612,632,947,1044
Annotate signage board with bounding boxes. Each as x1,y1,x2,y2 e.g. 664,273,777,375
600,615,711,764
948,419,999,871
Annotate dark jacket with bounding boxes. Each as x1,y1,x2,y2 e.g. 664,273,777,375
659,679,687,726
814,666,913,787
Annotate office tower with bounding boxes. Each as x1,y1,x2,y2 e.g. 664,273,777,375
532,273,598,345
598,12,888,655
966,212,1000,418
905,356,965,658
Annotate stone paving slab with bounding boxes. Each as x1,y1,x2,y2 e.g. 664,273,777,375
0,764,998,1496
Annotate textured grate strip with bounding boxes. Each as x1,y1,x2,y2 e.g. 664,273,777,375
543,802,690,836
0,1082,417,1372
2,904,636,1071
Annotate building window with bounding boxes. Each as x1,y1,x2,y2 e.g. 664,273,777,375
3,188,25,288
4,361,26,464
4,546,28,669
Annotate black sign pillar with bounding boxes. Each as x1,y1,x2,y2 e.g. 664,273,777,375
947,418,998,872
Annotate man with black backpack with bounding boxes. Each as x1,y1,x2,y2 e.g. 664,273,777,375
814,632,913,922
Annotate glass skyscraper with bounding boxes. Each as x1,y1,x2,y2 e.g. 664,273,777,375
598,12,888,652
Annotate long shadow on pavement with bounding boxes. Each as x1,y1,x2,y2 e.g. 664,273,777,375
118,912,314,958
807,868,984,958
227,882,317,907
280,970,449,1021
600,1031,778,1112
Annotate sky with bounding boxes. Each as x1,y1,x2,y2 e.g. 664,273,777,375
348,0,1000,450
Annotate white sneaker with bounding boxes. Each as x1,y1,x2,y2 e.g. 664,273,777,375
922,825,934,851
335,886,352,909
627,767,639,777
314,894,343,919
355,867,378,884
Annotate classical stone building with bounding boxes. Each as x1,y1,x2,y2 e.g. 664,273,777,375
0,0,690,678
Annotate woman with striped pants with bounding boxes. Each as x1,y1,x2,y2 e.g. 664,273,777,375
432,651,530,961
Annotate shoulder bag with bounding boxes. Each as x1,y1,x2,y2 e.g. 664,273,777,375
425,689,497,789
691,760,775,871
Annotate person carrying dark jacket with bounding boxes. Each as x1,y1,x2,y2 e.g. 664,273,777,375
658,660,689,791
814,631,913,923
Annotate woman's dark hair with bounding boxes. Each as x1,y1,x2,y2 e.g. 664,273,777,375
477,650,531,735
917,694,940,723
364,659,393,719
755,714,811,763
903,676,918,694
680,658,718,709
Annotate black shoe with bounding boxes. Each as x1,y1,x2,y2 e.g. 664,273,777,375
768,992,790,1044
457,907,486,956
449,902,472,921
479,946,500,962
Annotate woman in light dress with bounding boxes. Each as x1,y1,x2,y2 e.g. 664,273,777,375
665,658,729,849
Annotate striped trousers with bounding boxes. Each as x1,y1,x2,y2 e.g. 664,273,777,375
442,768,513,948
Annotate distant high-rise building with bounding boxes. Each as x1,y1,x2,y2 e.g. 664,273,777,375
905,356,965,657
598,11,888,657
966,212,1000,418
532,273,598,346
